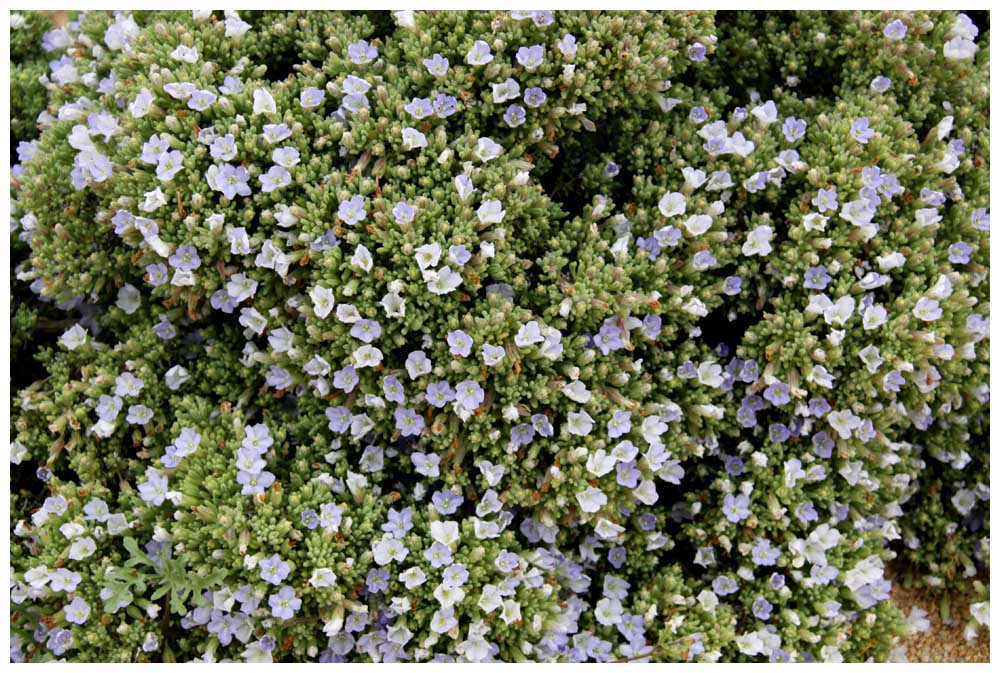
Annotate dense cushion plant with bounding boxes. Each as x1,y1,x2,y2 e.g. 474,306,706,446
8,9,989,663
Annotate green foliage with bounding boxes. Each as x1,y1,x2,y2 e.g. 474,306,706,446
9,9,989,663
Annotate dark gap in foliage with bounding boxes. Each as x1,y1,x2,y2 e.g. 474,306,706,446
262,52,310,84
358,10,397,44
700,304,755,360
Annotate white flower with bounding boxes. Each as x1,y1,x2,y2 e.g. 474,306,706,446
904,607,932,635
827,409,861,439
400,566,427,590
683,297,708,317
944,37,977,60
706,170,734,190
226,273,257,303
10,440,27,465
658,192,686,218
60,324,88,350
742,225,773,256
129,89,153,118
820,646,844,663
475,137,502,162
242,643,273,664
913,297,942,321
171,269,195,287
561,380,591,403
539,326,564,361
239,308,267,335
477,199,506,224
309,285,335,318
252,88,276,115
970,601,990,627
634,480,659,505
415,242,441,270
141,187,166,212
353,345,383,368
807,293,833,315
68,537,96,560
803,213,828,231
387,623,413,646
915,208,942,228
404,350,432,379
862,304,887,330
840,199,877,240
392,10,416,29
684,214,713,236
789,537,827,566
225,13,252,38
639,414,669,445
594,518,625,540
839,460,867,487
938,150,960,174
843,555,883,592
116,284,142,314
823,296,856,327
401,127,427,150
586,449,616,477
465,37,495,66
462,636,491,663
951,488,977,516
951,13,980,40
929,274,953,299
381,291,406,318
433,584,466,608
750,99,778,125
351,244,373,273
430,520,460,546
699,120,727,141
426,266,462,295
482,344,505,366
477,460,505,486
808,365,835,389
784,458,806,488
697,361,724,388
170,45,199,63
730,133,757,157
478,584,503,613
373,534,408,565
455,174,476,201
683,167,708,190
515,321,544,346
564,411,593,436
858,344,884,374
500,599,522,626
164,364,190,390
576,487,607,513
25,565,51,588
877,251,906,271
308,568,337,588
594,597,623,626
698,589,719,614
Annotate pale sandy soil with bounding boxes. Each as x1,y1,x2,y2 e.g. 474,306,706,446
893,580,990,662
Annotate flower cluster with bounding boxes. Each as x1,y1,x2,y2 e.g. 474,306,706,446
9,9,989,662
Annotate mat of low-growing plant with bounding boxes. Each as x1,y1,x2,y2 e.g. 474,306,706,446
8,9,989,663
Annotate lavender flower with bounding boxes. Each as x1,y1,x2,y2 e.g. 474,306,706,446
721,493,750,523
850,117,875,144
883,19,907,40
268,586,301,619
